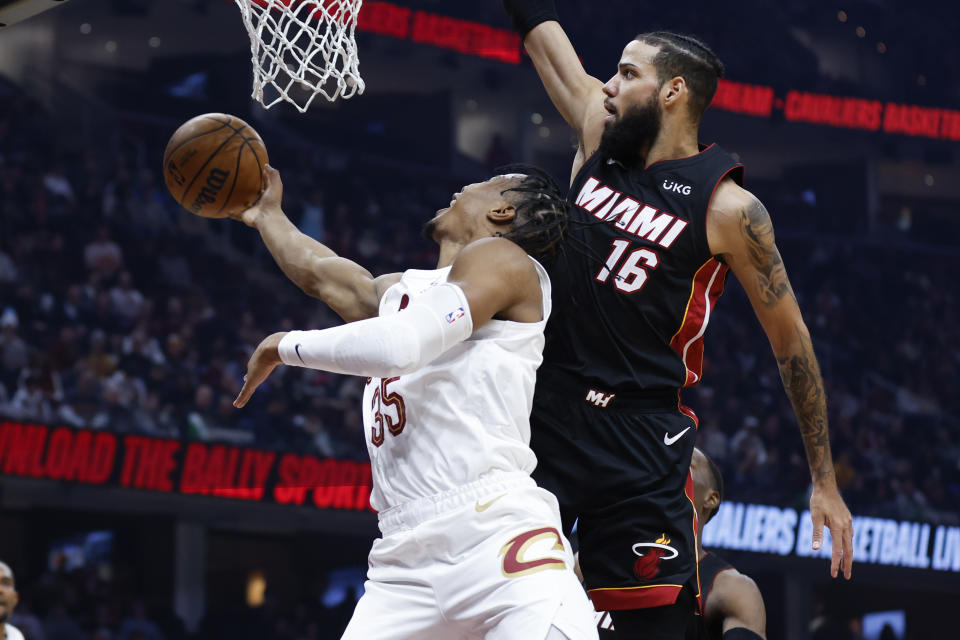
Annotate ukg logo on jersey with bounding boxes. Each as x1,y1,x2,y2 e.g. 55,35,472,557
662,179,692,195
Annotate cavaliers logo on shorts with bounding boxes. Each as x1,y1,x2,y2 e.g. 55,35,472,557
500,527,567,578
631,533,678,580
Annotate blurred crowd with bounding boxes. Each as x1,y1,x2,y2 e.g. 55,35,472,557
1,72,958,530
8,569,186,640
6,564,356,640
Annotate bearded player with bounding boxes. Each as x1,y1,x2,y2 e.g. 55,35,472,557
231,166,597,640
0,562,24,640
499,2,853,637
593,448,767,639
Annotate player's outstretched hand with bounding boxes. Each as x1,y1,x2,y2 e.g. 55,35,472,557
230,164,284,227
810,483,854,579
234,332,286,408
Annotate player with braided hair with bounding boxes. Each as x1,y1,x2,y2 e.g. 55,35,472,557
230,166,597,639
497,164,572,258
500,2,854,638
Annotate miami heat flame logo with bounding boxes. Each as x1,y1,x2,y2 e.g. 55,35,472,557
632,533,679,580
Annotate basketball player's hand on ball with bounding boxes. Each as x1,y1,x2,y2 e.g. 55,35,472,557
234,332,286,408
231,165,284,227
810,483,854,579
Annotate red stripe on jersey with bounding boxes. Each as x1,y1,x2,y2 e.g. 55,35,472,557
678,401,699,427
684,470,703,613
668,259,729,387
588,584,683,610
703,559,735,610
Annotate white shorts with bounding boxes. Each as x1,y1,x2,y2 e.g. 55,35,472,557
341,472,598,640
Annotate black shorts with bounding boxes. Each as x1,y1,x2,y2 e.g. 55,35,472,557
530,376,701,613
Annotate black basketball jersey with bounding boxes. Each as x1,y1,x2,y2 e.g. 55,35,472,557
541,144,743,393
699,551,735,610
697,551,736,640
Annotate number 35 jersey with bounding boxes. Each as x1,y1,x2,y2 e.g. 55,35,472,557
541,144,743,392
362,258,552,512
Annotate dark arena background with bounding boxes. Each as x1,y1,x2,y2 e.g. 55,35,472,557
0,1,957,639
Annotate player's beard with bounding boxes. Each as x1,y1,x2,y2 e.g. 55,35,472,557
422,218,439,243
599,92,662,166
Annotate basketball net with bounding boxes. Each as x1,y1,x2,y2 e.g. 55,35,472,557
234,0,365,112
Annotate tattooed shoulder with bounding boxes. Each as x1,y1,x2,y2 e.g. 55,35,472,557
738,196,795,307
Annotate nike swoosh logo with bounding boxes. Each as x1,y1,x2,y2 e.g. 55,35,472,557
294,343,305,364
663,427,691,446
475,494,506,512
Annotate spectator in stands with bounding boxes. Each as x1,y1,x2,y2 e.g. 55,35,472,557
118,601,165,640
84,227,124,275
299,188,326,242
0,247,17,285
43,602,85,640
111,272,145,324
0,309,28,390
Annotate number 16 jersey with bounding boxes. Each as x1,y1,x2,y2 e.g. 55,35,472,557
362,259,552,512
541,144,743,393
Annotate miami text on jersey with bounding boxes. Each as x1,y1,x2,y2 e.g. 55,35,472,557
575,177,689,249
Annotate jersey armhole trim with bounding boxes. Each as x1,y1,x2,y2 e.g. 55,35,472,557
529,256,552,322
703,565,736,609
703,164,746,259
572,148,604,188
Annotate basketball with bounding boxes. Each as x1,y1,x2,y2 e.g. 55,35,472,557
162,113,269,218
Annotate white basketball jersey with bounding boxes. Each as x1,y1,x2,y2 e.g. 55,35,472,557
362,257,551,511
4,624,25,640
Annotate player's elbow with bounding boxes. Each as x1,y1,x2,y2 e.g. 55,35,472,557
762,310,810,356
377,358,418,379
767,318,810,358
364,336,422,378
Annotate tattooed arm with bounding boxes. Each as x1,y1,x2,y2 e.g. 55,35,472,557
707,179,853,579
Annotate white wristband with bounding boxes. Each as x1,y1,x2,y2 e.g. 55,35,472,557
277,282,473,378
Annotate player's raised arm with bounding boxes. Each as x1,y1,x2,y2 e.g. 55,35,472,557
503,1,606,167
231,166,399,323
234,238,541,407
707,179,854,580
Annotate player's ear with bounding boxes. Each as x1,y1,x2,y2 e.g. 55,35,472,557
703,488,720,515
663,76,685,107
487,204,517,225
